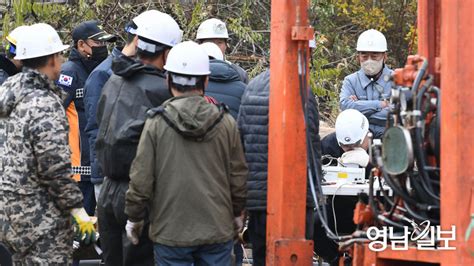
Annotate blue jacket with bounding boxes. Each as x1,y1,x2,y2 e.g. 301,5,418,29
84,48,125,184
58,48,93,181
205,59,246,119
339,66,393,138
237,70,320,210
83,47,123,184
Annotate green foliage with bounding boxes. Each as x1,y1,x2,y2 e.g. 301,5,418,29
1,0,417,122
337,0,393,31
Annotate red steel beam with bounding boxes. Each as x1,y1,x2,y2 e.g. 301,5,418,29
440,0,474,265
267,0,313,264
417,0,441,86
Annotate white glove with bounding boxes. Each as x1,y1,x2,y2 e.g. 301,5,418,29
125,220,144,245
234,216,244,232
339,147,370,167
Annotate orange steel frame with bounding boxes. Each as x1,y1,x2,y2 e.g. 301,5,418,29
267,0,314,264
347,0,474,265
266,0,474,265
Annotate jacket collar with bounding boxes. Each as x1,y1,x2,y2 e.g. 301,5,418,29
68,48,85,62
356,66,392,90
23,68,65,98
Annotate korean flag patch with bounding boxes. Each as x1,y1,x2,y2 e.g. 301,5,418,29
58,74,73,87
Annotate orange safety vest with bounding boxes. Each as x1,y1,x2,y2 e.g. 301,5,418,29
66,102,81,181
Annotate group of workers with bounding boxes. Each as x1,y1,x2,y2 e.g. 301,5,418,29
0,7,393,266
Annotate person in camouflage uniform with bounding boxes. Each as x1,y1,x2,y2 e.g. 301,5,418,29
0,23,92,265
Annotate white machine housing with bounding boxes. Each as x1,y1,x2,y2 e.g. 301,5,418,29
322,165,365,183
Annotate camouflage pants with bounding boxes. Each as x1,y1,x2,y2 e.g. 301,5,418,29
11,223,74,265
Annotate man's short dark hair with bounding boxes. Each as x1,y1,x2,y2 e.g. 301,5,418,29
167,73,206,93
21,53,56,69
136,48,167,61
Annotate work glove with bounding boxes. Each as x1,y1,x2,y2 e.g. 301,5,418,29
126,220,144,245
71,208,96,245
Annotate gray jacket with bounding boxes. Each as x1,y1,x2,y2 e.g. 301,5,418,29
339,67,393,137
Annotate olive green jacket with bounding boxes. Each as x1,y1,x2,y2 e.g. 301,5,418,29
125,95,248,247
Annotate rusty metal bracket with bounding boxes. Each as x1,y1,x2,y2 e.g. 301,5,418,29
274,239,313,265
291,26,314,41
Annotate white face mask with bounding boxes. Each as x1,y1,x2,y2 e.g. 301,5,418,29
361,58,384,76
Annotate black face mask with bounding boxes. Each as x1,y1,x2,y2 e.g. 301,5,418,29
90,46,108,63
83,46,108,72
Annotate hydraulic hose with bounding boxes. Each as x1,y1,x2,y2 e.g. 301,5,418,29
369,156,404,228
382,170,428,209
409,172,437,205
428,86,441,167
411,58,429,110
297,46,341,241
414,76,440,202
404,200,440,224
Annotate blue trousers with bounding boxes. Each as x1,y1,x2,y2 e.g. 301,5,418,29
154,240,233,266
78,180,96,216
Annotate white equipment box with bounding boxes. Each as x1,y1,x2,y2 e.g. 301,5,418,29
322,165,365,183
321,176,393,197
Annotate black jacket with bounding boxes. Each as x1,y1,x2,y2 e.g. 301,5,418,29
205,59,246,119
237,70,321,210
0,55,19,85
95,56,171,180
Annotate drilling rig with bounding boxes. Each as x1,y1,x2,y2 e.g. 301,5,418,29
267,0,474,265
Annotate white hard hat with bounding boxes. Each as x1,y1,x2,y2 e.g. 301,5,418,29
6,25,28,46
131,10,162,34
200,42,224,60
136,11,182,48
164,41,210,76
196,18,229,40
14,23,69,60
335,109,369,146
356,29,387,52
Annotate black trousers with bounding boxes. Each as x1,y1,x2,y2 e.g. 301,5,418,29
97,177,154,266
313,196,357,265
0,243,12,266
247,209,315,266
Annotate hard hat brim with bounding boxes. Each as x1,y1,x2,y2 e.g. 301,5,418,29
356,48,387,52
14,44,69,60
164,67,211,76
5,35,16,46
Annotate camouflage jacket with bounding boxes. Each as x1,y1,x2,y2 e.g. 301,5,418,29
0,68,83,254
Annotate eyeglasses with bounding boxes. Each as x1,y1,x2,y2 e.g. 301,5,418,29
358,52,385,61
